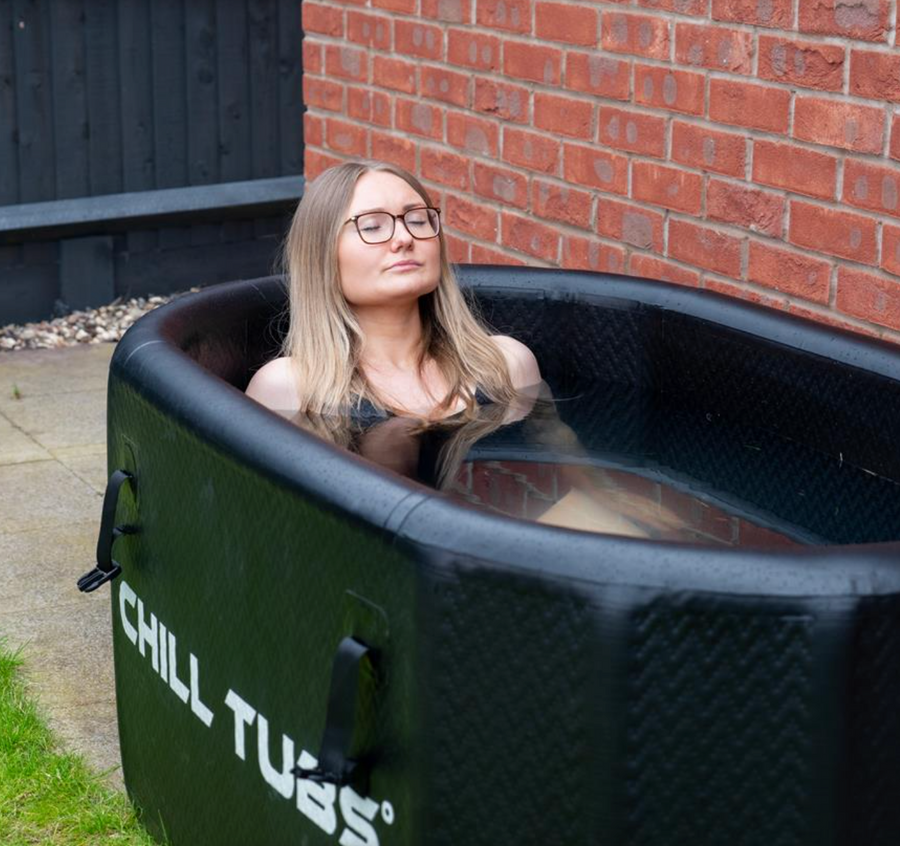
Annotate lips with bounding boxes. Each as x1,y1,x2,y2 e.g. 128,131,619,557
387,261,422,270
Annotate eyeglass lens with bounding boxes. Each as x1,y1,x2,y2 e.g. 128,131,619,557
356,208,440,243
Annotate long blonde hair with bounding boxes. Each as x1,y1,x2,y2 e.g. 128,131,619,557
281,160,515,416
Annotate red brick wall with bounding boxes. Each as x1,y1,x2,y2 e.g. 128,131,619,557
301,0,900,343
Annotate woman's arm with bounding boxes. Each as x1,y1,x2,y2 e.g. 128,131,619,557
491,334,541,390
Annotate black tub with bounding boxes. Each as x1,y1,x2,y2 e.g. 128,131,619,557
91,268,900,846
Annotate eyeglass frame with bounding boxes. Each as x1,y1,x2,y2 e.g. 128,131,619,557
342,206,442,244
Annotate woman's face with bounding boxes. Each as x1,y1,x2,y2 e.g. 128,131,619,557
337,170,441,309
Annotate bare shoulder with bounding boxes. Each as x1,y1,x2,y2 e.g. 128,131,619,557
491,335,541,389
245,356,301,413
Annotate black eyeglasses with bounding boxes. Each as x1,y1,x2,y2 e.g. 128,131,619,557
344,207,441,244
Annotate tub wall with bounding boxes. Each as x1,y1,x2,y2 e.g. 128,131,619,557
299,0,900,345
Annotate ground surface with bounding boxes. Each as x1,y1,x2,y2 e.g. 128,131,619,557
0,343,122,789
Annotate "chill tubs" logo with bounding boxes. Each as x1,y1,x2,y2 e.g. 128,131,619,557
117,581,394,845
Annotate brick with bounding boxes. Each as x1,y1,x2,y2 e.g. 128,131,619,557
881,223,900,276
444,232,470,263
598,106,665,157
504,41,563,86
329,0,367,5
302,41,323,75
712,0,791,28
373,0,416,10
471,244,527,265
370,131,416,171
537,2,598,46
421,147,470,191
422,0,471,23
420,65,470,107
347,88,391,126
757,36,844,92
325,45,368,82
601,12,669,60
373,56,417,93
793,97,883,154
474,162,529,208
737,519,800,548
752,140,837,200
304,150,342,180
671,122,745,177
304,113,324,147
563,143,629,194
476,0,533,33
303,77,344,112
503,127,560,174
704,278,784,309
798,0,888,42
709,79,790,133
892,115,900,162
747,241,830,302
502,212,561,261
446,195,499,240
632,162,702,214
565,52,631,101
302,3,344,36
849,49,900,103
597,198,664,251
707,180,784,238
347,11,391,50
836,268,900,331
668,220,743,276
563,237,625,273
474,79,530,123
639,0,705,15
532,179,593,228
448,29,501,71
675,23,753,74
325,118,368,156
534,92,593,139
843,160,900,220
634,65,704,115
394,20,443,60
447,112,500,156
629,254,700,286
789,201,877,264
395,98,443,140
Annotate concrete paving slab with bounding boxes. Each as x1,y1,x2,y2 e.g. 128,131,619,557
0,344,114,403
56,451,108,495
45,699,123,790
1,597,115,711
0,411,52,464
0,388,107,452
0,344,122,791
0,460,101,533
0,521,97,614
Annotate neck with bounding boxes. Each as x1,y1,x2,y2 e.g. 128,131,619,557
355,300,426,372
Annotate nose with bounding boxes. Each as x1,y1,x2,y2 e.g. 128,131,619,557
390,216,414,249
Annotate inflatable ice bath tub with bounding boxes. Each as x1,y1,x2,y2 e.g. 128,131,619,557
88,268,900,846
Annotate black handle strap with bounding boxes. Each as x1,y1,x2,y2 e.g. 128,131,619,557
292,636,374,787
77,469,134,593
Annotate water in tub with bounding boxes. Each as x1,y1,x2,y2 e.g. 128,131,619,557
289,380,900,548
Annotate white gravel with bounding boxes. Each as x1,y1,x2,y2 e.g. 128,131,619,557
0,290,197,352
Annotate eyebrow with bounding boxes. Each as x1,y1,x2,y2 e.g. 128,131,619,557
352,202,427,216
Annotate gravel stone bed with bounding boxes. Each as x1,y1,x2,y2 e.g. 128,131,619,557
0,290,198,352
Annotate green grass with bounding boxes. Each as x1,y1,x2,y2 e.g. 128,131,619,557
0,643,159,845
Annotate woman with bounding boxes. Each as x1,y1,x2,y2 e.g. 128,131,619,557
246,160,540,419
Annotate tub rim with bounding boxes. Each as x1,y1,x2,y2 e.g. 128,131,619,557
109,269,900,598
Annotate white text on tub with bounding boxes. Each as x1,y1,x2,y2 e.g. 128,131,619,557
117,580,393,845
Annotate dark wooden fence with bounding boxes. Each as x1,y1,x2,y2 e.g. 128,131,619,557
0,0,304,325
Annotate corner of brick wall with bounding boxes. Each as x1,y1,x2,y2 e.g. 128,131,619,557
300,0,900,343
